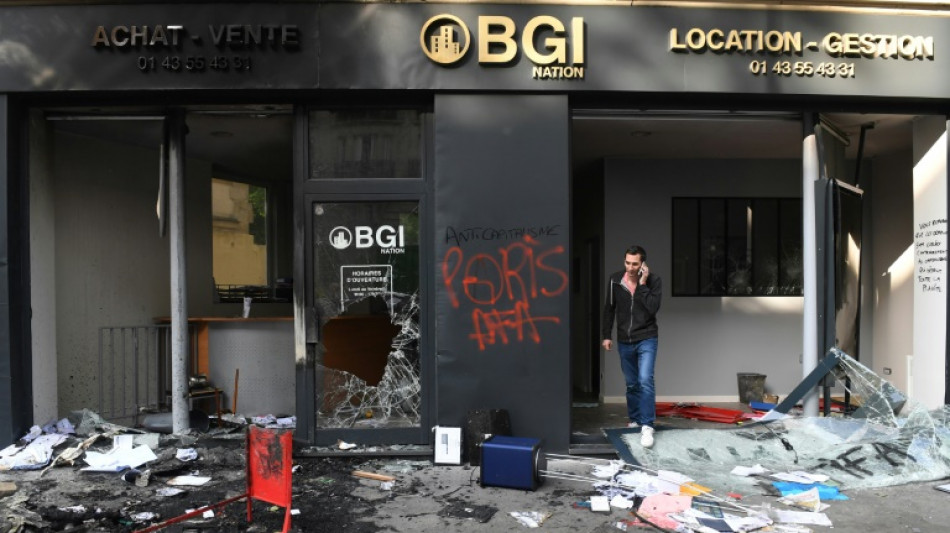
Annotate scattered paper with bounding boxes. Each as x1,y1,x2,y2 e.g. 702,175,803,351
156,487,186,497
380,481,395,491
723,514,773,532
777,487,828,512
82,443,157,472
731,464,768,477
774,509,833,526
131,512,158,522
202,509,215,518
166,475,211,486
610,494,634,509
338,440,357,450
509,511,551,528
291,509,300,516
176,448,198,462
590,495,610,512
636,494,692,530
772,481,848,501
1,434,68,470
771,471,829,484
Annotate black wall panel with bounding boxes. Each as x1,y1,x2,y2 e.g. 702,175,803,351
434,95,570,452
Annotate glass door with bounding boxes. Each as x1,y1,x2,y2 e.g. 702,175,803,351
310,199,424,444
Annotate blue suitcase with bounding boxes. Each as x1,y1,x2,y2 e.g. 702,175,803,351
479,435,545,490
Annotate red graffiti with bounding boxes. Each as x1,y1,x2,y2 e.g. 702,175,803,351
470,301,560,351
442,235,568,350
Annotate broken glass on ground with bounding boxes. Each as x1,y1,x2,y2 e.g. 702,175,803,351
612,349,950,491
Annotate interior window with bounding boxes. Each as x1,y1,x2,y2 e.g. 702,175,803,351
673,197,803,296
212,177,272,302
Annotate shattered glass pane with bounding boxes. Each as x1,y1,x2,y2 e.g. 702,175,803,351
313,201,422,430
317,292,421,428
617,349,950,491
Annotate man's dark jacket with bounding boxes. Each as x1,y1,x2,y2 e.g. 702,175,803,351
601,271,662,344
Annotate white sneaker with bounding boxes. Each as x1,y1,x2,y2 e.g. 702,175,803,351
627,422,639,429
640,426,654,448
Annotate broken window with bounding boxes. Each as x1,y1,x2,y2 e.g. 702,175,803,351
312,201,421,429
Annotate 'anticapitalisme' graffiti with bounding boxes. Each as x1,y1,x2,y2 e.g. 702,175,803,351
442,233,568,351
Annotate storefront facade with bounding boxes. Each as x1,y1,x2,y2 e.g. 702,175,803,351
0,2,947,451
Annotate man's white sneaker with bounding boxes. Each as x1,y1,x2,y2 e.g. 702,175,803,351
640,426,654,448
627,422,639,429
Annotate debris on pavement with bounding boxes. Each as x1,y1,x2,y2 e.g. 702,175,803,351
509,510,551,528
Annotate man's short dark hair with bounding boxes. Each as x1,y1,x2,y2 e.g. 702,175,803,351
625,245,647,261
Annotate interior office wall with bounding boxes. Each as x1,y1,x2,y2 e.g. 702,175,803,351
603,158,803,402
868,148,914,393
50,130,217,414
28,111,58,424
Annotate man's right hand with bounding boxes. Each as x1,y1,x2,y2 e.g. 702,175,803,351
602,339,612,351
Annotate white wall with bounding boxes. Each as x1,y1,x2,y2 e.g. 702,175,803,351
52,130,178,414
29,111,58,424
603,158,803,402
911,116,948,407
869,148,914,392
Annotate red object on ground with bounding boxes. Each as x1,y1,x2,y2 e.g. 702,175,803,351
134,425,294,533
247,425,294,533
655,402,746,424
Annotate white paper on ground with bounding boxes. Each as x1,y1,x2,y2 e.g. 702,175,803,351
176,448,198,462
731,464,768,477
777,487,829,512
509,511,551,528
1,434,68,469
774,509,833,526
724,514,773,532
113,434,134,451
590,495,611,512
166,475,211,486
156,487,186,497
772,471,829,484
82,444,157,472
610,494,634,509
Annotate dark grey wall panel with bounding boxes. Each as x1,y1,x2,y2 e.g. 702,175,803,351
434,95,570,453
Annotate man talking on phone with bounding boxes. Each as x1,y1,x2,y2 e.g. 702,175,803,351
602,245,662,448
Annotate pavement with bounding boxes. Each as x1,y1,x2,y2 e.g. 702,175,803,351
2,427,947,532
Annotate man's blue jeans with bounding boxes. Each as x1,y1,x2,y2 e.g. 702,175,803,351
617,337,658,426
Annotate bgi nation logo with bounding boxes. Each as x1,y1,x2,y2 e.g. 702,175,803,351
329,226,353,250
329,225,406,254
419,13,586,80
420,14,471,65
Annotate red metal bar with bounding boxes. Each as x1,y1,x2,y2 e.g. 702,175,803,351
133,492,249,533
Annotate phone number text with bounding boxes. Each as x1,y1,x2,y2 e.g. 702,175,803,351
749,60,855,78
137,55,252,73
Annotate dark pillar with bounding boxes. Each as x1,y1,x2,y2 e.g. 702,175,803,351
0,95,32,444
434,95,571,453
